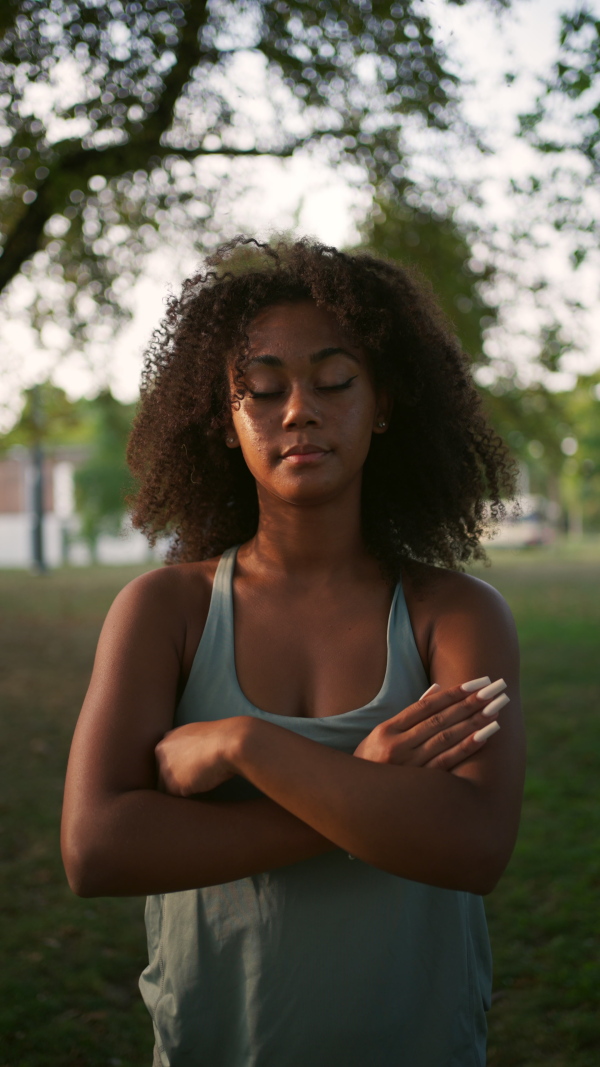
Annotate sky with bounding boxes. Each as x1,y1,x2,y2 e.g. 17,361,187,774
1,0,599,429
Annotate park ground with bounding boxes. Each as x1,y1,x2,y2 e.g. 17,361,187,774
0,543,599,1066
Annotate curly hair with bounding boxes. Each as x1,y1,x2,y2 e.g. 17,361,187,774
127,235,515,576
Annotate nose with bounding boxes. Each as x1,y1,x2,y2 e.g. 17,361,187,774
281,383,321,430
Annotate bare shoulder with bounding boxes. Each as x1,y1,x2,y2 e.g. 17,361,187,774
402,562,518,680
109,556,220,631
404,562,514,625
97,557,222,681
92,553,225,702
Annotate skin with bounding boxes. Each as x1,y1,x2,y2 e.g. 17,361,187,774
61,300,525,898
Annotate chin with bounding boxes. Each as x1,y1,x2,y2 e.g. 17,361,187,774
274,479,349,507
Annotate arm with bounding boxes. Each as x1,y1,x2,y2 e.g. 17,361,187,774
158,574,525,895
61,569,332,898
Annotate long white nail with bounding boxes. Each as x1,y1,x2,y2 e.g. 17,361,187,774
420,683,441,698
477,678,507,700
473,721,501,743
461,676,491,693
482,692,510,717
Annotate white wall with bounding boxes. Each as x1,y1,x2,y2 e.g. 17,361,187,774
0,512,64,568
0,513,160,569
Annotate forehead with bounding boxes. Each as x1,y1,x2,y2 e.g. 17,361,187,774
246,300,357,353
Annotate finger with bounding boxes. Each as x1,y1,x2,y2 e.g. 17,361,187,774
419,682,441,698
392,687,469,733
411,688,510,750
413,699,506,764
396,677,494,732
424,720,501,771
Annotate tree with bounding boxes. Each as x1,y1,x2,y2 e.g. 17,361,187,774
361,195,498,361
73,390,136,558
0,0,508,346
0,380,87,451
0,383,137,560
519,7,600,265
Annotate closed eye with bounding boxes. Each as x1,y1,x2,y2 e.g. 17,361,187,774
317,376,357,393
249,376,357,400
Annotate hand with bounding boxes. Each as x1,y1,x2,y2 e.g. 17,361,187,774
156,718,248,796
354,677,508,772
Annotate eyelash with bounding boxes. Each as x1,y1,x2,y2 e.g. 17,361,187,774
249,376,357,400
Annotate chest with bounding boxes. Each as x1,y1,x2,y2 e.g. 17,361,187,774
232,583,392,719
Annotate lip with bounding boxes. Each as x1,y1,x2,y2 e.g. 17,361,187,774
281,444,330,465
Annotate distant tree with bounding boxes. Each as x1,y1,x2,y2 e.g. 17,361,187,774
0,383,137,558
73,389,136,559
0,0,508,346
559,372,600,532
361,196,497,361
0,380,86,451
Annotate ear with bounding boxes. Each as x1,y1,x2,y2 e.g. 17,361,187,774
225,426,240,449
372,392,393,434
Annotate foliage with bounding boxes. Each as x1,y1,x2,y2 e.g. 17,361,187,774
357,198,600,530
520,8,600,171
557,373,600,531
518,7,600,264
73,389,136,554
0,382,137,550
361,195,498,361
0,0,506,346
481,372,600,531
0,380,88,451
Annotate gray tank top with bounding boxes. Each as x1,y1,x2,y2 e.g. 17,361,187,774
140,547,492,1067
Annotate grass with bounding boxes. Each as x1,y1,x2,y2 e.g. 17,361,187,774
470,547,600,1066
0,545,599,1065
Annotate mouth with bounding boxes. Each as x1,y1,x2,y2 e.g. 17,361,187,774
280,444,331,465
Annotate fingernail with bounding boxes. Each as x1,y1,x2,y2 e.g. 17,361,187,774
420,682,441,698
461,676,491,693
482,692,510,717
477,678,507,700
473,721,501,743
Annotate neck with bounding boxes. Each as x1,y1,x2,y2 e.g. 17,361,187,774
244,476,376,581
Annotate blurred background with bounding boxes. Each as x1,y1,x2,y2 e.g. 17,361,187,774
0,1,598,1065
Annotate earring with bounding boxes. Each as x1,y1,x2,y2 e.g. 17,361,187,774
227,436,235,444
377,420,386,429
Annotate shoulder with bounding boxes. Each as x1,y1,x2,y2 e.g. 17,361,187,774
404,562,513,621
105,556,221,645
402,563,518,673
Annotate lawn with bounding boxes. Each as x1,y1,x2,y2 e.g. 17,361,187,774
0,547,599,1066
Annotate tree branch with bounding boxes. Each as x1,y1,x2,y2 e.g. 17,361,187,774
0,133,312,295
0,0,213,294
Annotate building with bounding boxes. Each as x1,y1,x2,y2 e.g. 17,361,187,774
0,446,157,568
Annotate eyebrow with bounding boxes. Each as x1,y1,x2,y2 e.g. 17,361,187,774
245,347,360,368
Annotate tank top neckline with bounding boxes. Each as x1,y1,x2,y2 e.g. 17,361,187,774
215,544,401,723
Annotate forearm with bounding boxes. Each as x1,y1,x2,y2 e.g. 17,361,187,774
62,791,333,897
234,720,509,893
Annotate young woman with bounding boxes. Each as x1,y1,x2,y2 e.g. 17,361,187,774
61,237,525,1067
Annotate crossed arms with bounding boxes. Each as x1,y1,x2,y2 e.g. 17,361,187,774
61,567,525,898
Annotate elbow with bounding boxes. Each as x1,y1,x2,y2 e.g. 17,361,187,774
465,836,515,896
61,818,112,898
62,839,104,897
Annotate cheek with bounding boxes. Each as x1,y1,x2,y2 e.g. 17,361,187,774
337,395,377,447
231,408,274,466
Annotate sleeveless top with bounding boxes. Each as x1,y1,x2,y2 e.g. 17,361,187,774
140,547,492,1067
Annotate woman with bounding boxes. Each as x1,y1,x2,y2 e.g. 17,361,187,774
61,237,525,1067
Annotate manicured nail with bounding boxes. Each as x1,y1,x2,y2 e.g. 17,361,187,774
477,678,507,700
473,721,501,743
482,692,510,717
461,676,491,693
420,683,441,698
